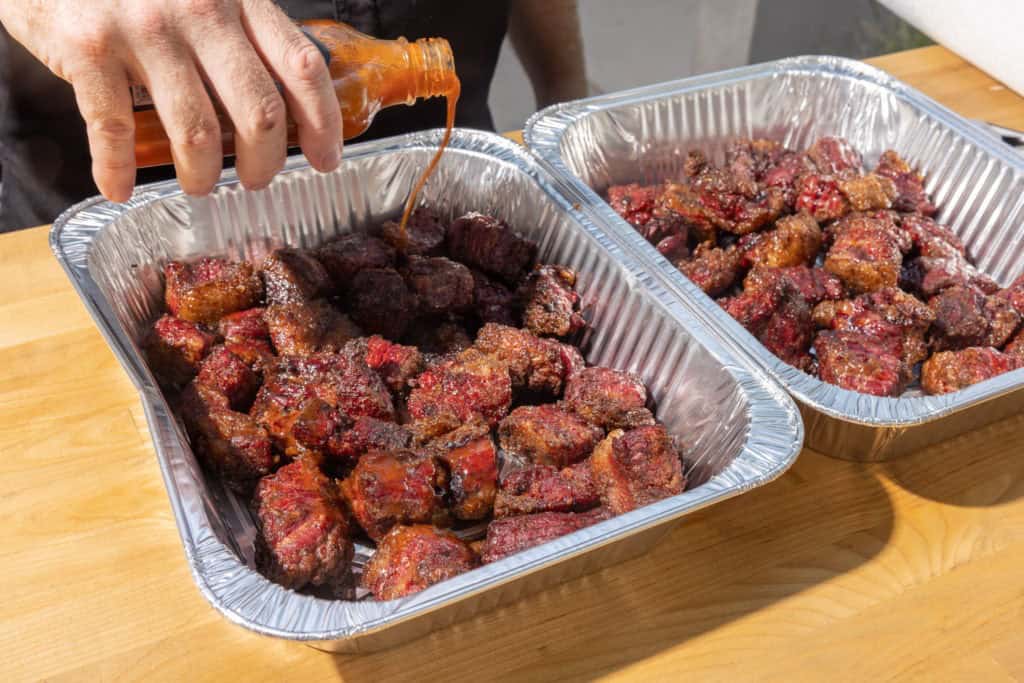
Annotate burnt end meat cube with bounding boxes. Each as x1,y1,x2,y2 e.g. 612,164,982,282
407,348,513,440
348,267,417,340
874,150,937,216
518,265,585,338
316,232,397,289
180,381,276,493
446,212,538,284
763,151,816,209
427,424,498,520
402,256,475,315
361,524,477,600
218,307,269,342
922,347,1022,395
349,335,425,395
655,233,690,261
794,174,851,223
253,459,353,591
814,330,908,396
480,508,611,564
265,299,362,356
900,256,999,298
726,138,787,195
164,258,262,324
223,339,276,377
743,266,844,306
144,314,215,388
689,166,787,235
498,405,603,468
326,415,411,463
928,285,1021,351
677,243,743,298
196,345,261,410
837,174,896,212
380,207,447,256
738,212,822,269
493,463,599,518
474,323,584,395
250,377,348,457
275,353,396,421
807,136,863,176
721,280,815,370
340,450,446,541
1004,328,1024,357
824,213,910,294
563,367,655,430
998,273,1024,315
472,270,518,326
899,214,964,258
656,182,717,242
589,426,685,514
606,183,659,228
260,248,333,304
403,317,474,358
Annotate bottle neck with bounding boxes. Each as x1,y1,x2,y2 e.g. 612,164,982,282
403,37,458,104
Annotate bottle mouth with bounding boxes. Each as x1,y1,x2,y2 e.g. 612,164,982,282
412,37,459,100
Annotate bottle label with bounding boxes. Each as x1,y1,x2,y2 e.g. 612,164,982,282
131,84,155,112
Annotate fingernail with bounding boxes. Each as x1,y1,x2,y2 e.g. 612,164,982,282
322,142,342,171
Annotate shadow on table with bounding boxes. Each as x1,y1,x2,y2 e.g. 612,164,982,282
876,413,1024,508
329,452,895,681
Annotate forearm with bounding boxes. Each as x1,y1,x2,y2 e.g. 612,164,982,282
508,0,587,108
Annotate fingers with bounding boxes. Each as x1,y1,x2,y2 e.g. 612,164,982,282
240,0,343,172
69,60,136,202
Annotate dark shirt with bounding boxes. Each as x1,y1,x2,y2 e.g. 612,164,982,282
0,0,509,231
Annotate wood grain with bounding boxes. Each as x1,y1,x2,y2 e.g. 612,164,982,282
3,45,1024,682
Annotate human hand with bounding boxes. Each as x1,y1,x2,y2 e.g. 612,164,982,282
0,0,343,201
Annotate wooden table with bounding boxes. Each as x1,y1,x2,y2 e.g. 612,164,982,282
4,45,1024,681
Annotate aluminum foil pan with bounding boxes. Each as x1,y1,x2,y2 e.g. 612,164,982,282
526,55,1024,462
51,129,802,652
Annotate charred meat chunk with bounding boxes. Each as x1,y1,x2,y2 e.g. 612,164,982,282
348,267,416,340
164,257,262,324
260,248,332,304
196,345,261,410
316,232,396,288
900,256,999,298
794,174,851,223
928,285,1021,351
498,405,603,468
403,256,475,315
1004,328,1024,357
873,149,937,216
326,415,411,463
253,459,353,591
218,307,269,342
763,151,816,209
998,273,1024,315
726,138,787,195
518,265,585,338
607,183,659,228
743,265,844,306
349,335,425,395
258,352,395,422
899,214,963,258
480,508,611,564
563,367,655,430
687,165,787,235
427,423,498,520
265,299,362,356
340,450,446,541
446,212,538,284
837,173,896,212
678,242,743,297
180,381,276,493
380,207,447,256
739,212,822,269
814,330,908,396
721,279,815,370
403,317,474,358
407,348,513,440
589,426,685,514
472,270,518,326
143,314,215,388
493,463,599,518
922,347,1022,395
362,525,477,600
824,212,910,293
808,136,863,176
474,323,584,395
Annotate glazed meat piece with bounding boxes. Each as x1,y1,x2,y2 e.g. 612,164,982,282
688,165,787,235
402,256,475,315
721,279,815,370
316,232,396,288
900,256,999,298
403,317,473,358
446,212,538,284
726,138,787,195
814,287,934,367
260,248,332,304
340,450,446,540
1004,328,1024,357
928,285,1021,351
144,314,215,388
407,348,513,440
807,136,863,176
380,207,447,255
900,214,963,258
814,330,908,396
480,508,611,564
606,183,659,228
253,459,353,591
837,173,896,212
563,367,655,430
921,347,1022,395
257,353,395,423
738,212,822,269
361,525,477,600
763,150,816,208
794,174,851,223
493,463,599,517
677,242,743,297
999,273,1024,317
348,335,424,395
426,422,498,520
518,265,586,338
654,232,690,261
348,267,416,340
873,149,937,216
743,265,844,306
472,270,518,326
824,212,911,293
265,299,362,356
498,405,603,468
223,338,275,377
589,426,685,514
218,307,269,342
251,386,347,457
655,182,717,242
180,381,276,493
326,415,411,463
196,345,261,410
164,257,262,324
474,323,584,395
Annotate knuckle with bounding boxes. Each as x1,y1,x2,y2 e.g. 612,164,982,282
134,7,171,38
89,116,135,142
182,0,231,24
177,116,220,151
284,37,327,85
70,28,114,62
242,92,286,136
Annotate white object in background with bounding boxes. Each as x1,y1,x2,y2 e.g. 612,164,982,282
879,0,1024,96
